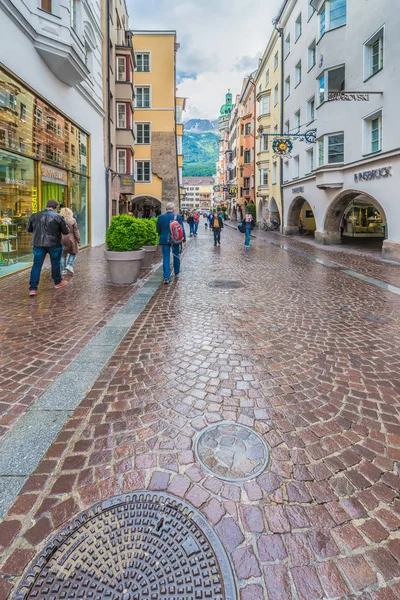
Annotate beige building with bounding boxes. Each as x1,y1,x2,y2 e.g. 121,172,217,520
102,0,135,222
182,177,214,211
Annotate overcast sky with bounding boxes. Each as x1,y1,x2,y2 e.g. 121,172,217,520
128,0,282,121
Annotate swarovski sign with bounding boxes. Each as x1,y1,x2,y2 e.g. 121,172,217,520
354,166,392,183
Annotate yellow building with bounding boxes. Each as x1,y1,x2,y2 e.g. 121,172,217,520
254,30,282,225
130,30,182,215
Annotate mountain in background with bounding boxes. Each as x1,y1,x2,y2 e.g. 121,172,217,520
183,119,219,176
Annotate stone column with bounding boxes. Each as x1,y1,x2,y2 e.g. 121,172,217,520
382,239,400,263
314,230,341,245
284,226,299,236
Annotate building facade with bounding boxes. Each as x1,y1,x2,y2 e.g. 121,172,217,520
102,0,135,222
176,96,186,207
237,76,256,213
0,0,105,277
130,31,181,215
182,177,214,211
279,0,400,260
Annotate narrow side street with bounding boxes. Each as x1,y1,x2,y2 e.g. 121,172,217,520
0,226,400,599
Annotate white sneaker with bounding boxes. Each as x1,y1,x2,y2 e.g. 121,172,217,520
66,265,74,274
61,269,67,275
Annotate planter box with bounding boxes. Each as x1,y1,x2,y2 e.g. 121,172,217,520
142,245,158,268
105,249,145,285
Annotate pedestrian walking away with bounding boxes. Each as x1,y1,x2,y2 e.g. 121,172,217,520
26,199,70,296
242,210,254,248
60,207,81,275
156,202,186,284
208,212,213,234
211,211,224,246
187,212,194,237
193,211,200,236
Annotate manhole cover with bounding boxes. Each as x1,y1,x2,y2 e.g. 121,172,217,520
195,422,270,482
207,280,244,289
14,492,236,600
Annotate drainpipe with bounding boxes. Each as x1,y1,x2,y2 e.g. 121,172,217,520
247,76,257,212
105,0,111,228
274,22,284,233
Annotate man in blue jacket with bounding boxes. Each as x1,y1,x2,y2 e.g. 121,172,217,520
156,202,186,284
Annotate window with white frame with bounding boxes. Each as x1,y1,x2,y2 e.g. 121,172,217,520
135,87,150,108
177,136,183,155
117,56,127,81
295,13,302,41
308,40,316,70
70,0,77,30
328,133,344,163
117,149,127,173
285,76,290,99
117,103,128,128
318,66,345,104
176,105,183,124
259,167,268,187
274,84,278,106
259,134,269,152
320,0,346,36
318,139,324,166
363,110,382,154
364,27,384,80
306,147,314,172
285,34,291,58
293,155,300,178
135,160,151,182
295,61,302,86
320,6,326,36
272,162,277,184
295,110,301,132
135,53,150,72
135,122,151,144
307,96,315,122
283,160,289,182
259,95,270,116
274,52,278,71
266,69,270,85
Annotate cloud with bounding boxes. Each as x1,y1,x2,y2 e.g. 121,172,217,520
127,0,282,119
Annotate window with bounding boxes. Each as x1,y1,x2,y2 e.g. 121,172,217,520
308,40,316,70
274,85,279,106
135,122,151,144
328,133,344,163
272,162,277,184
274,52,278,71
117,103,128,128
306,148,314,172
307,96,315,122
117,149,127,174
259,168,268,187
135,87,150,108
274,125,278,135
19,103,26,121
245,123,251,135
136,53,150,72
266,69,270,85
295,61,302,86
57,124,62,137
308,3,315,19
244,150,251,163
320,6,326,36
318,139,324,166
46,116,56,132
71,144,75,156
41,0,52,12
244,177,250,188
295,110,301,132
259,95,270,116
371,117,381,152
117,56,127,81
19,137,26,152
330,0,346,28
319,66,345,104
285,34,291,58
283,160,289,182
364,28,384,79
176,105,183,124
136,161,151,182
259,134,269,152
293,155,300,178
318,74,325,104
295,13,302,41
64,142,69,153
70,0,77,29
35,108,43,127
363,111,382,154
285,76,290,99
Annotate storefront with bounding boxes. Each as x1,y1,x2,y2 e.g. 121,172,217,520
342,198,385,238
0,66,90,276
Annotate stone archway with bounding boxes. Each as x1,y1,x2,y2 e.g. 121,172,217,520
258,199,268,222
269,197,280,224
130,195,162,218
317,189,387,245
285,196,307,235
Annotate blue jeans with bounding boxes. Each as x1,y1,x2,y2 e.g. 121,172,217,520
193,221,199,235
189,222,194,236
162,244,181,280
61,252,77,270
245,225,251,247
29,246,63,290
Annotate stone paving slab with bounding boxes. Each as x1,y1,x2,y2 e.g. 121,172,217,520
0,227,400,599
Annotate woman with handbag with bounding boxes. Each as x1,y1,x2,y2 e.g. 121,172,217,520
242,210,254,248
60,207,81,274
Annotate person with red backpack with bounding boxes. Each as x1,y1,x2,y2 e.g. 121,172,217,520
193,211,200,236
156,202,186,284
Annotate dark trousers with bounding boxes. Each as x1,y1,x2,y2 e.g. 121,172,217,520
29,246,63,290
213,228,221,245
162,244,181,280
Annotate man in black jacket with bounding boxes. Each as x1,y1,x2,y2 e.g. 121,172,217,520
211,211,224,246
27,200,69,296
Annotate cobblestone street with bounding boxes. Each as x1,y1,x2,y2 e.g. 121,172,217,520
1,225,400,599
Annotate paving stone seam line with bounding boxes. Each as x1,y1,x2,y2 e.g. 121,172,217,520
225,222,400,296
0,265,164,519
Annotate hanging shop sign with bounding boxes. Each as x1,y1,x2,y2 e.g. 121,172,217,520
120,175,135,188
41,165,68,185
292,186,304,194
354,166,392,183
272,138,293,157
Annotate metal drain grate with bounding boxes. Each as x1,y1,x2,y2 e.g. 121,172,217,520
14,492,237,600
207,280,244,289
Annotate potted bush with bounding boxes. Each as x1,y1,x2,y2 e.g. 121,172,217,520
141,219,159,268
104,215,146,284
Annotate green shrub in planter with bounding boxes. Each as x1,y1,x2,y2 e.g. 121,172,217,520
246,203,257,220
143,218,159,246
106,215,147,252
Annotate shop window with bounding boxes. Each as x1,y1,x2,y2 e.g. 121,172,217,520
71,173,88,246
342,201,384,238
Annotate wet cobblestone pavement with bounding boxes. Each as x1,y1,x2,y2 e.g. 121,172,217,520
1,226,400,599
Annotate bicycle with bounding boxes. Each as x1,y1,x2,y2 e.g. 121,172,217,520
269,220,280,231
298,221,309,236
260,219,269,231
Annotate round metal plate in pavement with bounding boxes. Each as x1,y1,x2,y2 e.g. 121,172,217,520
207,280,244,289
195,422,270,482
14,492,237,600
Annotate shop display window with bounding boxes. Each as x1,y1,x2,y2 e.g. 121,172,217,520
343,201,385,238
71,173,88,246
